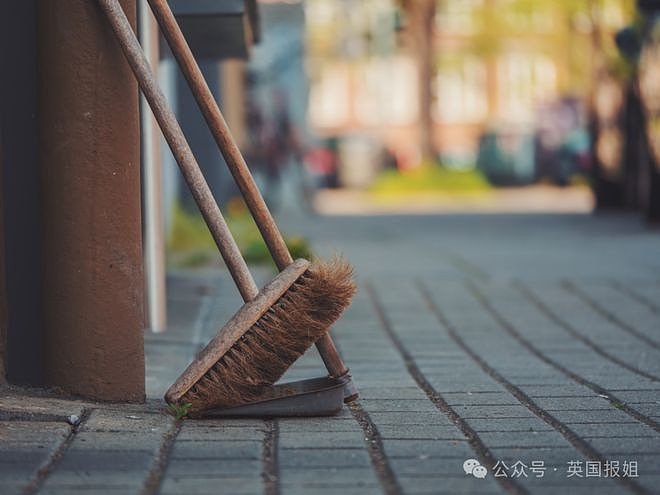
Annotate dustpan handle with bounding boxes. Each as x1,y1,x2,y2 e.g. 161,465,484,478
147,0,352,381
96,0,260,302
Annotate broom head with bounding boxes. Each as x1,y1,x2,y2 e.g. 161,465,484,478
165,257,356,414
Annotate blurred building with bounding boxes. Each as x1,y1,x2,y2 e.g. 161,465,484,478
305,0,634,169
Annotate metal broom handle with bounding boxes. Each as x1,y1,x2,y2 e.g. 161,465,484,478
96,0,260,303
145,0,351,380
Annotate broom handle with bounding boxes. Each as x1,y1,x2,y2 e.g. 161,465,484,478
146,0,350,379
97,0,260,303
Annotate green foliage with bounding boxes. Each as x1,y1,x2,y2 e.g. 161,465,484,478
169,203,215,252
167,201,313,268
370,164,491,196
167,402,193,420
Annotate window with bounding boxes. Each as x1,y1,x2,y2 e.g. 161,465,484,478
497,53,557,121
436,0,483,34
434,57,488,123
355,56,419,126
309,63,351,128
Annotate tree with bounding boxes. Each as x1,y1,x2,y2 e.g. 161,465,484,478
402,0,437,163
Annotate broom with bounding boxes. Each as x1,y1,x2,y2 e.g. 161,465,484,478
144,0,358,396
97,0,356,412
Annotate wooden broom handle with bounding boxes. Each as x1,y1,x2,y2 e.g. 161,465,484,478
146,0,350,378
97,0,260,303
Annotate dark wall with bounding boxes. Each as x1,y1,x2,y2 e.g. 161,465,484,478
0,0,44,385
0,128,6,382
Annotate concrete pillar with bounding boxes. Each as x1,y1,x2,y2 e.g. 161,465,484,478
38,0,145,401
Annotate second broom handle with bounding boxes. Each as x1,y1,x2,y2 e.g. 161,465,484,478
148,0,350,378
97,0,260,302
148,0,293,272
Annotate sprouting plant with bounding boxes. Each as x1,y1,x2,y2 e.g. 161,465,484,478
611,401,626,410
167,402,193,420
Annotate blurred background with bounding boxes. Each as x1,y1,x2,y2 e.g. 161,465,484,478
160,0,659,230
153,0,658,323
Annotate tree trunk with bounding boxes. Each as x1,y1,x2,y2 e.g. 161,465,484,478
409,0,437,163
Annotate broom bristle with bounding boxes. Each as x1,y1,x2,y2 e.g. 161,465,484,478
180,257,356,412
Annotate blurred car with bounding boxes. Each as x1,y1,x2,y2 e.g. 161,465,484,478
476,124,536,186
476,105,590,187
535,98,591,186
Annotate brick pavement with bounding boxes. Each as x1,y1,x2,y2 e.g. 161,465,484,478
1,212,660,494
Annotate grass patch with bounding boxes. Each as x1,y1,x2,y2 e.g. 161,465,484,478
168,200,312,268
371,165,491,196
167,402,192,420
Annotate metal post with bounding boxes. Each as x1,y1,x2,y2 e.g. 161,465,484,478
139,0,167,333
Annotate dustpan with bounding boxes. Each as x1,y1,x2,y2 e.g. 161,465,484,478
193,376,347,418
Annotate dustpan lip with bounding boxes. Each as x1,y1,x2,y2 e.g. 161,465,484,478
192,376,346,418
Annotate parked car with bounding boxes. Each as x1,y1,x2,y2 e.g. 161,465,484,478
535,98,591,186
476,124,537,186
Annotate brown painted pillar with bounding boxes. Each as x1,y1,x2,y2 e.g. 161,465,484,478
38,0,145,401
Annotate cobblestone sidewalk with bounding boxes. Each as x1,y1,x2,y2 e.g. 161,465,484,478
1,212,660,494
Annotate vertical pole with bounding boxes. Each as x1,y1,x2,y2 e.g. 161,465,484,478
38,0,145,401
139,0,167,333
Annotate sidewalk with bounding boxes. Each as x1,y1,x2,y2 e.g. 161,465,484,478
2,211,660,494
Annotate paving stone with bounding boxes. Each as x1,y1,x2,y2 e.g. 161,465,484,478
396,475,503,494
160,477,263,495
584,436,660,455
358,399,438,413
380,439,475,459
278,419,359,432
279,466,379,484
39,488,136,495
530,397,615,411
82,409,172,433
366,411,455,426
451,405,538,419
165,459,261,477
177,424,265,441
565,422,651,437
54,449,154,472
280,486,382,495
553,409,638,424
476,431,573,449
441,392,522,406
278,449,371,468
376,424,468,440
279,431,367,449
72,431,163,451
170,440,262,460
41,471,144,489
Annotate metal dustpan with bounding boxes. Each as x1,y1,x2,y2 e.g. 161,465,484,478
193,376,347,418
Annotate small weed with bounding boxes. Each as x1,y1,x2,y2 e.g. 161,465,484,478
611,401,626,410
167,402,193,420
